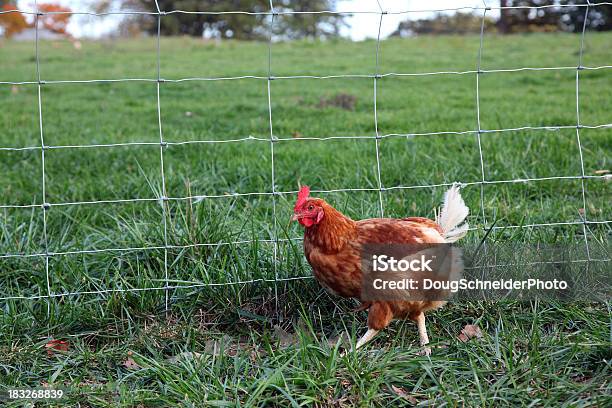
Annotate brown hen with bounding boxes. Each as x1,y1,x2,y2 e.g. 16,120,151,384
292,185,469,354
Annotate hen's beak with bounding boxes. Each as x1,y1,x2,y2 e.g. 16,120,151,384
290,213,300,221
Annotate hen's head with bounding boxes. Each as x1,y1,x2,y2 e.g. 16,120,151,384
291,185,325,228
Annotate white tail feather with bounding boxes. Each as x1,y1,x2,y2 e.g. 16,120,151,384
436,183,469,243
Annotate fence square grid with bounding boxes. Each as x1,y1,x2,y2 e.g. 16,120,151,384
0,1,610,309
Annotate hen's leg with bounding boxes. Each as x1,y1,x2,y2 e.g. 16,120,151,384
355,329,378,349
354,302,393,350
415,312,431,356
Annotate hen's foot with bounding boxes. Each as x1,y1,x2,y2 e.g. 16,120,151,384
417,347,432,356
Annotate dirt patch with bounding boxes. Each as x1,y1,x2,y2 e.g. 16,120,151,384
318,93,357,111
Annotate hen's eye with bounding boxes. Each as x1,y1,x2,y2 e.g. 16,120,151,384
308,205,314,210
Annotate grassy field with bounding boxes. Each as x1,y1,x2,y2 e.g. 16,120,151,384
0,32,611,406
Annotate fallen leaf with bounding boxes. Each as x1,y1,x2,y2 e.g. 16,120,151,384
167,351,204,364
391,385,418,404
250,349,262,362
391,385,409,397
45,339,69,356
123,357,141,370
292,131,302,138
458,324,483,343
593,169,609,175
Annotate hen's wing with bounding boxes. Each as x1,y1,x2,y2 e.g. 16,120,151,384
355,218,457,305
355,218,445,245
402,217,444,235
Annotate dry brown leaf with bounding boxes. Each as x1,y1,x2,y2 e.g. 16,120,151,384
391,385,418,404
45,339,69,356
250,349,261,362
166,351,203,363
593,169,609,175
458,324,483,342
292,131,302,138
123,357,141,370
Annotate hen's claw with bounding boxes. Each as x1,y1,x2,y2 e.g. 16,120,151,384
355,328,379,349
417,347,432,356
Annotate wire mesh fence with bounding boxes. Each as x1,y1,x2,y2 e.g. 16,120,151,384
0,1,610,307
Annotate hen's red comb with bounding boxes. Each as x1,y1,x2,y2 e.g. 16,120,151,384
294,185,310,210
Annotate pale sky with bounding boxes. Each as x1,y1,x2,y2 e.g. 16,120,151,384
16,0,499,39
338,0,496,40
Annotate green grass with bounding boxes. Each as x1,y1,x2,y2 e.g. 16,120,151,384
0,33,611,406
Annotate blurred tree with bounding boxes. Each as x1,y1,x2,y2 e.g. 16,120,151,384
391,1,611,37
497,0,560,33
0,3,29,37
95,0,345,39
390,12,496,37
557,1,611,32
37,3,72,35
0,2,72,38
497,1,611,33
274,0,344,39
